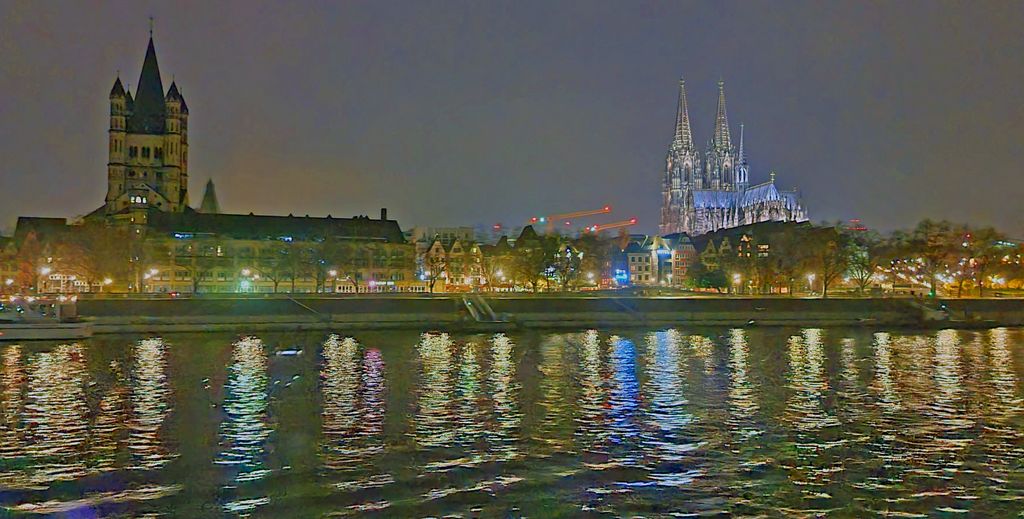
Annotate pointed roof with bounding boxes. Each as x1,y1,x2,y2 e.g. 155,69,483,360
109,77,126,98
165,81,181,101
516,225,540,244
199,179,221,214
712,80,732,151
127,37,167,134
671,78,694,152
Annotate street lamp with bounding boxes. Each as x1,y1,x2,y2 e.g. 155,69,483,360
327,269,338,293
807,273,816,294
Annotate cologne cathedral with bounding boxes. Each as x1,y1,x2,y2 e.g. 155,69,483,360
659,79,808,236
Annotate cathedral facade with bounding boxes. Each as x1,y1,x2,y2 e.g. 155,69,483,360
659,80,807,236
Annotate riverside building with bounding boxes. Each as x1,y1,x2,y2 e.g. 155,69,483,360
6,33,418,294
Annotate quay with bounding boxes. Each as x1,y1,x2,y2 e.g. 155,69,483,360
70,295,1024,334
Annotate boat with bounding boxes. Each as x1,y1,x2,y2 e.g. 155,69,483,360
0,298,93,341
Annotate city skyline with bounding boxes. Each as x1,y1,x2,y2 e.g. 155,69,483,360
1,1,1022,235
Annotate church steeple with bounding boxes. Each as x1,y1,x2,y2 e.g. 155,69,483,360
671,78,694,152
199,179,220,214
738,122,746,164
712,79,732,151
128,36,166,134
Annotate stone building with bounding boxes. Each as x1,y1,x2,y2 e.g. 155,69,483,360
89,34,190,222
660,79,808,236
4,34,417,294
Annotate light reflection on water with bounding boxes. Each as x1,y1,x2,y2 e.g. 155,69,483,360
0,327,1023,516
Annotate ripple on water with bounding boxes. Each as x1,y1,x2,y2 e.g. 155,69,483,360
1,327,1023,517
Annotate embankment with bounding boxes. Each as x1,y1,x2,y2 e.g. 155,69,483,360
75,295,1024,334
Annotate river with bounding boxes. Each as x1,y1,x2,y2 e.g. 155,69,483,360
1,327,1023,517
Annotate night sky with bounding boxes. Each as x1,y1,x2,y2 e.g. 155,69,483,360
2,1,1022,235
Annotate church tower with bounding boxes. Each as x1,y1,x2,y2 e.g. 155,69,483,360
660,79,700,235
704,80,735,190
104,32,189,217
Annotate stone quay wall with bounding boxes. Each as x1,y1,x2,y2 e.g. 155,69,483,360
73,295,1024,334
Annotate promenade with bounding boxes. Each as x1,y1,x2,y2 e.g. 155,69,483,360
73,294,1024,334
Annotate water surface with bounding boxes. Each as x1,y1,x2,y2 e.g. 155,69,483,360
2,327,1024,517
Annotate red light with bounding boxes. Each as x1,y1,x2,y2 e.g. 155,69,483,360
629,218,637,224
530,217,538,223
564,221,571,226
492,224,501,230
603,205,611,212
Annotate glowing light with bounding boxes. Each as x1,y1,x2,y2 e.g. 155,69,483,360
496,270,504,277
4,279,13,286
241,269,252,276
40,266,52,275
328,269,338,277
103,278,113,285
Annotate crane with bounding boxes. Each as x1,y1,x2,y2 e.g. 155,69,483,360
584,217,638,233
528,205,612,233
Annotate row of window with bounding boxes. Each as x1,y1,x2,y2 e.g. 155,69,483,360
127,146,166,160
127,170,163,181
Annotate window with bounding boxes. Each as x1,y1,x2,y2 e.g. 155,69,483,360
142,147,150,158
155,147,163,160
129,146,138,158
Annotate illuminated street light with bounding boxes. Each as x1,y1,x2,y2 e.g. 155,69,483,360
328,269,338,277
103,278,113,285
241,268,252,276
40,266,52,275
4,279,13,286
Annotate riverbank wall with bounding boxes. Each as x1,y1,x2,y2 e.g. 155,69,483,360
73,295,1024,334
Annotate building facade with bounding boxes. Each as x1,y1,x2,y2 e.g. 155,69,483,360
660,79,808,236
621,234,696,286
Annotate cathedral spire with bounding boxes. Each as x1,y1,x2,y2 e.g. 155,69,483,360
738,123,746,164
671,78,694,151
712,79,732,151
